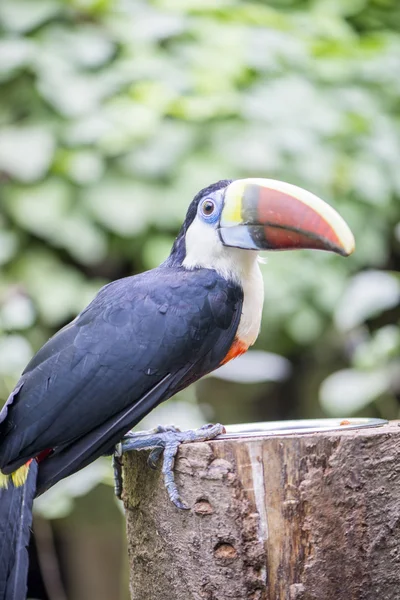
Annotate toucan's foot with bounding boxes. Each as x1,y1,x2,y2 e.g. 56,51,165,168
112,450,124,499
114,423,225,509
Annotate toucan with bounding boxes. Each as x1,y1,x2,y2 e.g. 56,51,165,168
0,178,354,599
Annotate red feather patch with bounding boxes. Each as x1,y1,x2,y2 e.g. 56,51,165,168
220,338,249,366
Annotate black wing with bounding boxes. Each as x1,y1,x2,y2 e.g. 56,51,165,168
0,265,242,491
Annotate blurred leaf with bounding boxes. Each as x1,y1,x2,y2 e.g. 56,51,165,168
395,222,400,243
6,179,71,234
14,250,101,325
0,127,55,182
84,178,151,236
0,0,60,33
34,459,112,519
110,4,186,42
138,393,206,431
60,149,105,185
320,361,400,416
142,235,174,269
0,38,34,79
37,66,115,118
212,351,292,384
335,271,400,331
119,121,194,178
286,306,324,345
320,367,391,415
56,213,108,265
354,325,400,369
41,24,115,69
0,294,36,331
0,230,18,265
0,334,33,376
350,158,391,205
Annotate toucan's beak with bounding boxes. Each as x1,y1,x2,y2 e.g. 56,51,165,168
219,178,355,257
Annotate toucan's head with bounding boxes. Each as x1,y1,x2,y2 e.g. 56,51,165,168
169,178,355,273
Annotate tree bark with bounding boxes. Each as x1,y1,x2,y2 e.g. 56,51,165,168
123,421,400,600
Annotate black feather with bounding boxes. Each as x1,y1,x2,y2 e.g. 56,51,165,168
0,180,245,600
0,266,243,485
0,460,37,600
36,373,173,494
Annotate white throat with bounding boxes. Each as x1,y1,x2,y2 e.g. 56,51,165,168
182,219,264,347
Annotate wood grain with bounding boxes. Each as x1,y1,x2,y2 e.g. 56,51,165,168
123,421,400,600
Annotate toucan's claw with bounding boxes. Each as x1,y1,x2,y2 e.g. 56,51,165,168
147,446,164,470
114,423,225,509
112,451,123,499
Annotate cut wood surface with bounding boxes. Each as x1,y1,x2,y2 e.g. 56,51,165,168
123,421,400,600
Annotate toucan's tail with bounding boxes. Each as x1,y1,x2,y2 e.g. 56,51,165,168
0,459,38,600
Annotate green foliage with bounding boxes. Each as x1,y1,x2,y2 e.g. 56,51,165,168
0,0,399,508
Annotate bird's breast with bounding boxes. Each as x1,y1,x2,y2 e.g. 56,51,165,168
221,259,264,366
236,259,264,345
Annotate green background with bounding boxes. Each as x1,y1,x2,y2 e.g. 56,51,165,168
0,0,399,598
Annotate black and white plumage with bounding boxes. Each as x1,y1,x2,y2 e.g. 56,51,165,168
0,181,246,492
0,177,355,599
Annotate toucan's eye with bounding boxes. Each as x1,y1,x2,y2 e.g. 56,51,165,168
201,199,215,217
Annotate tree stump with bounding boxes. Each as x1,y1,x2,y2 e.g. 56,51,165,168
123,420,400,600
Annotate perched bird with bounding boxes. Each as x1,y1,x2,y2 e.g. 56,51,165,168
0,178,354,599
